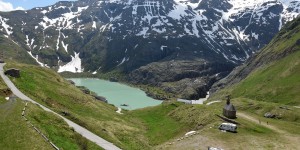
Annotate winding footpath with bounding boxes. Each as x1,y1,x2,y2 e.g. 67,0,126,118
237,112,286,134
0,63,121,150
206,100,221,105
237,112,300,148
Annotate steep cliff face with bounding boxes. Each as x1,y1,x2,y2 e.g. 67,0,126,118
0,0,299,99
211,17,300,105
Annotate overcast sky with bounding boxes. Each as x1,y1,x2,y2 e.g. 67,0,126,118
0,0,77,11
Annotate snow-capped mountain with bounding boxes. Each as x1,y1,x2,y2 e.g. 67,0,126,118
0,0,299,99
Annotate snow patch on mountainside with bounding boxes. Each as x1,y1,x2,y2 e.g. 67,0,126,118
117,57,127,66
62,41,68,52
27,51,49,67
0,16,13,36
282,1,300,24
168,3,188,20
39,6,89,30
92,21,97,28
58,52,83,73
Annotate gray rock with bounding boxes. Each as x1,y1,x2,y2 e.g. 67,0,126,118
264,112,276,118
94,95,108,103
129,57,233,99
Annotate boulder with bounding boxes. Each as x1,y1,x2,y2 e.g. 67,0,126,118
264,112,276,118
94,95,108,103
4,68,20,78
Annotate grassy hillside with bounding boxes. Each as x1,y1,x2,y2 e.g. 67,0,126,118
25,101,103,150
3,61,149,149
2,61,300,149
128,102,219,146
1,61,222,149
0,76,101,149
155,98,300,150
4,61,206,149
0,99,53,150
0,99,102,150
231,50,300,105
0,61,228,149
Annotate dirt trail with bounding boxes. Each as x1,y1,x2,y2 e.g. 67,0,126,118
237,112,286,134
238,112,300,148
206,100,221,105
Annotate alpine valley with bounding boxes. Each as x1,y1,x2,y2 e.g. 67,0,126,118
0,0,299,99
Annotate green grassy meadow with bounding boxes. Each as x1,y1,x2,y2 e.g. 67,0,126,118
230,50,300,105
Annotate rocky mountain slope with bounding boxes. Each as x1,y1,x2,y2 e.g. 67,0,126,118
0,0,299,99
211,16,300,105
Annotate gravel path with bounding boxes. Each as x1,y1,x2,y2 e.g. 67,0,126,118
237,112,286,134
206,100,221,105
0,63,121,150
237,112,300,147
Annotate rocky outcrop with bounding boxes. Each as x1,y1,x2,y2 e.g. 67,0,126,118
94,95,108,103
129,56,234,99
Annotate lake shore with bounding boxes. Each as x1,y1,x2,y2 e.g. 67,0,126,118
68,78,162,110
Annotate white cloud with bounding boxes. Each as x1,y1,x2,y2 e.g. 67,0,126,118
15,6,25,10
0,0,24,12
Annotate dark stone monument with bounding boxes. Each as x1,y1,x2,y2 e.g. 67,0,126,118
5,68,20,78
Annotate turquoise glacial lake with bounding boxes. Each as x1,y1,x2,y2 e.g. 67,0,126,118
69,78,162,110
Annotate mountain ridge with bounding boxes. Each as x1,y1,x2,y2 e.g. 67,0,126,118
210,16,300,105
0,0,299,99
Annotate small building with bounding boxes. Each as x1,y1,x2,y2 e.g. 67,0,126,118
223,95,236,119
